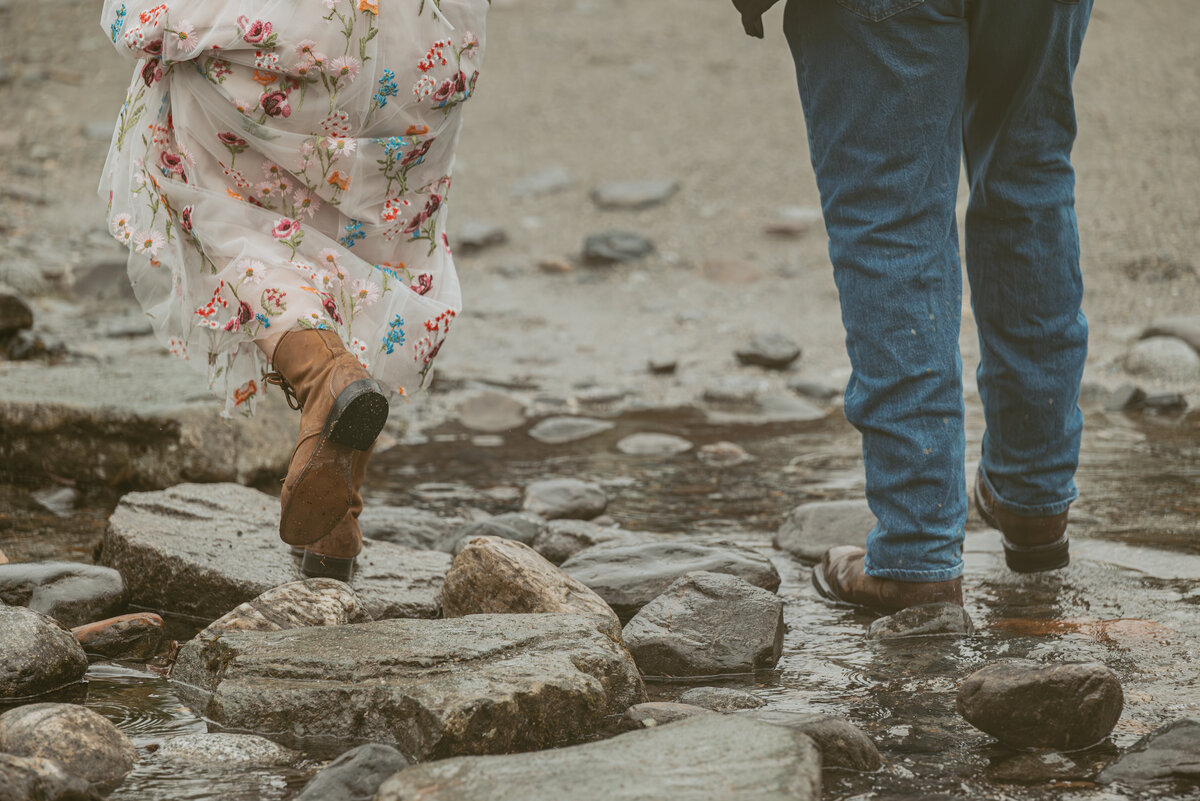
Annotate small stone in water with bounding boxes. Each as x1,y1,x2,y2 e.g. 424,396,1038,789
620,702,713,730
0,561,127,629
523,478,608,521
742,710,883,772
616,433,693,457
590,179,679,210
527,416,615,444
456,391,525,433
156,733,299,768
764,206,823,238
867,603,974,641
0,607,87,700
0,291,34,336
735,333,802,370
296,743,412,801
787,377,841,403
773,500,874,564
71,612,164,660
455,221,508,253
0,753,98,801
0,703,137,792
648,357,677,375
511,166,574,198
1097,717,1200,785
583,231,655,265
677,686,764,712
1124,336,1200,382
697,441,754,467
1104,383,1147,412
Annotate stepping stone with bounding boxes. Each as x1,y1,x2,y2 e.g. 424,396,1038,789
296,743,411,801
0,606,87,700
172,614,645,760
773,500,874,563
102,484,449,622
0,753,99,801
156,733,300,768
741,710,882,772
616,433,693,457
0,561,126,628
1098,717,1200,784
522,478,608,521
527,416,614,444
677,687,764,712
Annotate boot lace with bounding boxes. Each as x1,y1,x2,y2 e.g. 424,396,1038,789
264,372,301,410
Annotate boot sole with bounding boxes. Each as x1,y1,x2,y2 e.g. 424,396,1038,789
327,379,389,451
976,483,1070,574
301,551,356,582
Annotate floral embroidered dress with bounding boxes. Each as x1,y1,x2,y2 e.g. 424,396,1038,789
99,0,488,416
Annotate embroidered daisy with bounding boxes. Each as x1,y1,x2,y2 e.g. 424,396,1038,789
134,230,165,256
350,279,381,306
293,188,321,218
110,213,133,237
238,259,267,284
317,248,342,272
173,21,199,53
325,136,357,158
329,56,360,84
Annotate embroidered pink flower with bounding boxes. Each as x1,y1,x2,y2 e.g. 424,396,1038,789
410,273,433,295
261,90,291,118
179,206,194,234
329,56,361,84
238,16,273,45
432,80,455,104
322,295,342,324
272,217,301,239
159,151,185,175
217,132,247,149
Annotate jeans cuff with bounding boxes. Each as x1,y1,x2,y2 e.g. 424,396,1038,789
979,467,1077,518
863,558,963,583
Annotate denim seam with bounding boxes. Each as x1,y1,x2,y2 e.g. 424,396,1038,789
978,465,1077,518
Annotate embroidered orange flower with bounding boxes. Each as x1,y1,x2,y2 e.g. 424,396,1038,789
252,70,277,86
405,124,429,136
233,380,258,406
358,0,379,14
328,171,350,191
225,188,244,201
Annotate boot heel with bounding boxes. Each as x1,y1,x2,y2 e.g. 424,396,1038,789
1003,536,1070,574
301,551,356,582
327,379,388,451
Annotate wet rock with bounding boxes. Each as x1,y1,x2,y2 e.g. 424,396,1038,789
455,391,525,433
583,231,655,265
735,334,802,370
677,686,765,712
1142,315,1200,355
563,540,781,622
450,513,547,554
0,358,293,488
295,743,412,801
591,179,680,210
620,702,713,730
442,537,621,640
103,484,449,621
749,393,827,423
71,612,163,660
30,486,78,517
0,561,126,628
576,385,630,405
703,376,770,404
70,259,135,302
1105,383,1148,412
527,415,615,444
196,578,371,642
697,441,755,466
957,660,1124,750
773,500,874,563
1124,336,1200,382
358,505,467,552
867,603,975,641
743,710,883,772
1141,393,1189,411
156,733,300,768
764,206,823,238
787,377,842,403
623,572,785,676
172,614,645,759
531,520,646,565
0,703,137,792
522,478,608,521
987,750,1094,784
489,511,548,542
616,433,693,456
0,290,33,336
511,166,574,198
1097,717,1200,784
455,221,508,253
373,715,820,801
0,606,88,699
648,357,678,375
0,754,101,801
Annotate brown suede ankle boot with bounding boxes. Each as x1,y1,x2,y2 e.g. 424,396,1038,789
974,473,1070,574
266,330,387,547
295,444,373,582
812,546,963,613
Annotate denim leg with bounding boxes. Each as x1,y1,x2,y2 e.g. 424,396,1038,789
963,0,1093,516
783,0,969,582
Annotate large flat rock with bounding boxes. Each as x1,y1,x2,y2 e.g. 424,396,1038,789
102,484,449,622
374,714,820,801
171,614,646,760
0,358,292,488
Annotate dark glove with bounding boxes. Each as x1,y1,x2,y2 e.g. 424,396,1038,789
732,0,783,38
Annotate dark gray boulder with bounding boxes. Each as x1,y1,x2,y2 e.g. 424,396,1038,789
102,484,449,621
773,500,874,563
562,541,781,622
522,478,608,520
1098,718,1200,785
0,703,137,792
172,614,645,760
296,744,412,801
622,572,785,676
957,660,1124,750
0,561,126,628
0,754,101,801
0,606,88,700
742,710,883,772
373,715,820,801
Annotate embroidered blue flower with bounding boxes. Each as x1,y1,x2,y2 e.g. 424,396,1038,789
377,136,408,158
338,220,366,248
256,313,271,328
372,68,399,108
383,315,406,354
372,263,401,281
110,4,128,44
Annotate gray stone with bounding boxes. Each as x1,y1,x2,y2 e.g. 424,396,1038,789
702,376,769,404
450,513,547,555
867,603,975,641
70,259,136,302
0,291,33,336
102,484,449,621
1105,383,1148,412
71,613,164,660
620,702,714,730
0,703,137,792
0,606,88,700
196,578,371,641
0,754,101,801
522,478,608,521
1142,315,1200,355
0,562,126,628
583,231,655,265
374,715,820,801
647,357,678,375
742,710,883,772
764,206,823,238
358,505,467,551
616,433,693,456
296,743,411,801
1124,336,1200,382
531,520,644,565
986,750,1094,784
455,391,526,433
442,537,621,640
488,511,548,542
511,166,574,198
156,733,300,768
773,500,875,563
527,415,614,444
623,572,785,677
735,334,802,370
0,260,49,296
1098,717,1200,784
0,358,293,488
172,614,645,759
677,686,764,712
455,222,508,253
591,179,680,211
697,441,754,467
957,660,1124,750
30,486,78,518
747,393,827,423
787,378,841,403
563,541,781,622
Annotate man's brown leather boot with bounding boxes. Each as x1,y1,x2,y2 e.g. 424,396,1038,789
266,330,387,547
295,444,372,582
974,473,1070,573
812,546,963,613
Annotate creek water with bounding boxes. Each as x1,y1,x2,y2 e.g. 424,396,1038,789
2,402,1196,800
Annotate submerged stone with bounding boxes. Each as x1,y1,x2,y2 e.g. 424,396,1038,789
1097,717,1200,784
620,702,713,730
0,703,137,792
741,710,883,772
677,686,765,712
522,478,608,520
296,743,412,801
0,753,100,801
156,733,300,768
735,334,802,370
867,603,975,641
530,520,644,565
71,613,164,660
527,416,615,445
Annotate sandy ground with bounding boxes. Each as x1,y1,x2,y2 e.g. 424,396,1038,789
0,0,1197,419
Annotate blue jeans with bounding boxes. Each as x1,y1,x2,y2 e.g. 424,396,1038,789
784,0,1092,582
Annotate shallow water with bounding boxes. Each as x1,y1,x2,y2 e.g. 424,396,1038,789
3,402,1198,799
